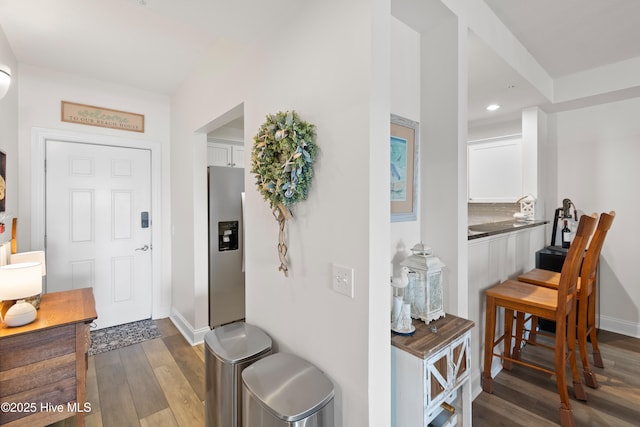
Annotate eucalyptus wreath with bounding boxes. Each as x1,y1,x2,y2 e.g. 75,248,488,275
251,110,318,276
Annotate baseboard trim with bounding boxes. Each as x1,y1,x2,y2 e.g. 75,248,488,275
169,309,210,346
471,373,482,400
471,361,503,400
599,315,640,338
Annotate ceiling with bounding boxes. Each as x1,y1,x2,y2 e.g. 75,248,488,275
473,0,640,125
467,32,549,125
1,0,640,126
484,0,640,79
0,0,302,95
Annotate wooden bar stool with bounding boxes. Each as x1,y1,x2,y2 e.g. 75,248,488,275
515,211,614,388
482,213,597,427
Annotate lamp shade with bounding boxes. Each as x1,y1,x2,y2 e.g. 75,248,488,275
10,251,46,276
0,262,43,300
0,65,10,99
0,241,11,266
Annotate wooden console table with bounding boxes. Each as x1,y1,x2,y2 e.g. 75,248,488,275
0,288,97,427
392,314,474,427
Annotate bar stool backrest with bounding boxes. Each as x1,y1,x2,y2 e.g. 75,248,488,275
556,213,597,317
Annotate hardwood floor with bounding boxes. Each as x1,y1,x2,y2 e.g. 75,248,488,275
47,320,639,426
48,318,206,427
472,330,640,426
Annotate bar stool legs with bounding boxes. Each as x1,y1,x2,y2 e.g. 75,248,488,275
483,300,584,427
481,295,496,395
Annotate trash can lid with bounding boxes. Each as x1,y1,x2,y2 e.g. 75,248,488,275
242,353,335,422
204,322,272,364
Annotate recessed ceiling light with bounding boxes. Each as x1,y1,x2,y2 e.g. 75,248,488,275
486,104,501,111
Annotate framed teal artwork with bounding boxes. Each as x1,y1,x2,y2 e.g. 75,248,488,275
390,114,418,222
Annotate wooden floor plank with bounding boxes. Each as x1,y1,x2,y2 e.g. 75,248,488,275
93,350,141,427
141,336,176,368
162,334,205,402
139,408,179,427
154,318,179,338
472,391,557,427
119,343,170,419
598,330,640,353
193,343,205,363
153,364,204,427
84,411,104,427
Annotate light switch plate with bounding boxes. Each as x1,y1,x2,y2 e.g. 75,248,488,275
332,263,354,298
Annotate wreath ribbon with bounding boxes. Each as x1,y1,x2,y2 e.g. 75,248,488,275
272,204,291,276
251,111,316,277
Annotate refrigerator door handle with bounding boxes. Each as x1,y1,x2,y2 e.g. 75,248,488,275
241,192,246,273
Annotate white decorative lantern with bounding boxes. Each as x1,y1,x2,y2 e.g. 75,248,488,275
516,194,536,220
400,243,446,324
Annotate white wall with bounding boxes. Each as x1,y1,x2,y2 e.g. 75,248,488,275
170,1,390,425
390,17,421,277
15,63,173,318
550,97,640,337
0,25,18,244
468,119,520,141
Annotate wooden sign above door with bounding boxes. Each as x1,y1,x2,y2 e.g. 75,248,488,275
61,101,144,133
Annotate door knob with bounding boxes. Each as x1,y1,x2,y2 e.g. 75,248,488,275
135,244,150,252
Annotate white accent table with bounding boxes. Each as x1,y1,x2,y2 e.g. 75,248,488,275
391,314,474,427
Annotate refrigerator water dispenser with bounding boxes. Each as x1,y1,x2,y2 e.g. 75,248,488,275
218,221,239,251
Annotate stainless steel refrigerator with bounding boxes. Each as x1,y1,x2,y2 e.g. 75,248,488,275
208,166,245,328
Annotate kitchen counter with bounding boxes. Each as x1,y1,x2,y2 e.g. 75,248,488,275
467,219,547,240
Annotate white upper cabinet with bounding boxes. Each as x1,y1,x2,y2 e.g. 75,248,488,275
468,136,522,202
207,141,244,168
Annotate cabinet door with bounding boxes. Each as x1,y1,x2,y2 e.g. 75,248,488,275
231,145,244,168
208,143,231,167
451,332,471,387
208,142,244,168
425,346,451,410
468,137,522,202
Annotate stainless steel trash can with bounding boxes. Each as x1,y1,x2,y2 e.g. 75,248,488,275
242,353,335,427
205,322,272,427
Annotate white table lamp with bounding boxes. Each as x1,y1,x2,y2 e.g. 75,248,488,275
0,262,43,327
10,251,46,275
10,251,46,308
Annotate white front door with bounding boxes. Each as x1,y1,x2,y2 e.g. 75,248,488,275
45,140,152,329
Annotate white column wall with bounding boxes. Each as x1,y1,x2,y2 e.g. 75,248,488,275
421,14,469,317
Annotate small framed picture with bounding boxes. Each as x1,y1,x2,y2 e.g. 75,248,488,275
390,114,419,222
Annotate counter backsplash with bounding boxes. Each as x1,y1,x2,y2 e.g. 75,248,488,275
468,203,520,226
